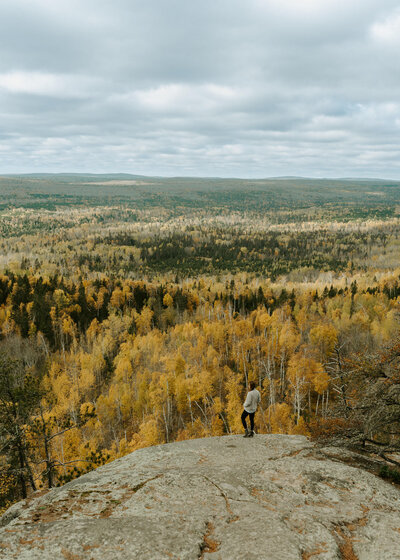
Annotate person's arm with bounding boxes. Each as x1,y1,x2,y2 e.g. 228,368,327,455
244,392,251,408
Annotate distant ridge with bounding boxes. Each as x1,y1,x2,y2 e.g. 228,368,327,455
1,172,147,179
2,173,399,183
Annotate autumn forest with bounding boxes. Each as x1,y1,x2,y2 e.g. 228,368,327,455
1,174,400,511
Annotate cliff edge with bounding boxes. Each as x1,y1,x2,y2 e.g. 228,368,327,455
1,434,400,559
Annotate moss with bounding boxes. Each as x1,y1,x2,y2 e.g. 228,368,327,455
379,465,400,484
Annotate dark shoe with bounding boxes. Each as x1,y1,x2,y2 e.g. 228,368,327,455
243,429,250,437
248,430,254,437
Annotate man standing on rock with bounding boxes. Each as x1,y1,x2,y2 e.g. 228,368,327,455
241,381,261,437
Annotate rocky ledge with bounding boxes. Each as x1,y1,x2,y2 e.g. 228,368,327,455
1,435,400,559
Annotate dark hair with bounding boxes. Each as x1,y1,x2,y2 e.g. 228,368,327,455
249,381,256,390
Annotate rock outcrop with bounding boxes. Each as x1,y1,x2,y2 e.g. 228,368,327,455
1,434,400,559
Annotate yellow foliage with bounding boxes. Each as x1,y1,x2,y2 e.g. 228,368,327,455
279,321,301,354
255,310,272,332
62,316,76,338
135,306,154,335
211,415,224,436
139,418,162,447
114,355,133,382
163,293,173,307
291,415,310,436
287,353,329,395
110,288,124,309
62,427,82,461
309,323,337,358
176,418,207,441
78,352,96,395
268,403,294,434
174,376,189,413
86,318,100,343
116,437,135,457
2,266,399,495
213,396,223,415
53,289,70,310
174,354,186,376
225,369,244,433
80,402,95,417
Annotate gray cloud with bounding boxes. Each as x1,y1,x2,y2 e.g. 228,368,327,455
0,0,400,177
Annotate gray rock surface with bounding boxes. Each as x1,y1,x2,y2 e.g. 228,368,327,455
1,434,400,559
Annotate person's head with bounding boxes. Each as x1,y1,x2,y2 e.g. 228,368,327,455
249,381,256,391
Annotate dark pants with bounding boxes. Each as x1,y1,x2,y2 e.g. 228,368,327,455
241,410,255,431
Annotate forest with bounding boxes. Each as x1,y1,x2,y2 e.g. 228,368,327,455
0,174,399,513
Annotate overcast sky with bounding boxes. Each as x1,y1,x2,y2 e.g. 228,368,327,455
1,0,400,178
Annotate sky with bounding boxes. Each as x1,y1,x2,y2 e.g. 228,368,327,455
0,0,400,178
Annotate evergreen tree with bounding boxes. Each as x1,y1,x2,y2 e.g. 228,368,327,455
0,352,41,501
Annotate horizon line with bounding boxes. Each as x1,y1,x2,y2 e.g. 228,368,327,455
1,172,399,182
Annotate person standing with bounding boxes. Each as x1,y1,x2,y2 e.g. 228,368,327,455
241,381,261,437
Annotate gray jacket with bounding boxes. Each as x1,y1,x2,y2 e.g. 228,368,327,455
243,389,261,413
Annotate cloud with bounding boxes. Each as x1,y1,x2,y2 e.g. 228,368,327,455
0,71,100,98
131,83,243,114
0,0,399,177
371,8,400,44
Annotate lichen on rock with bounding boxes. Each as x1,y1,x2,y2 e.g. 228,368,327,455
1,434,400,559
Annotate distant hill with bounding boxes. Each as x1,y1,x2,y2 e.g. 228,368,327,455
1,174,399,212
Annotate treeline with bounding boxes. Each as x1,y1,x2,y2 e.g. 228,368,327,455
1,201,399,286
2,272,400,352
0,271,399,512
79,227,390,277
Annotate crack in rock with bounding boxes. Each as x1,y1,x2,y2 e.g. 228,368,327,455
331,505,369,560
202,476,236,521
198,521,220,559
